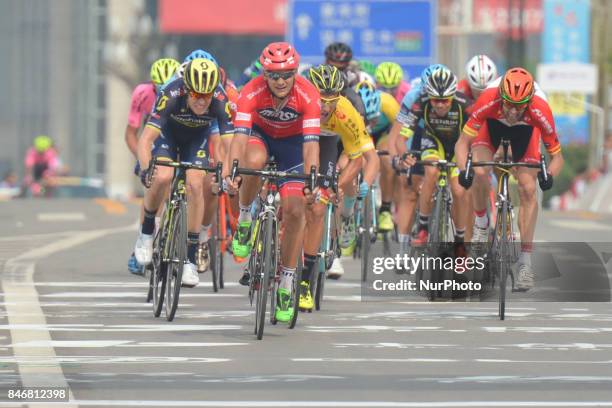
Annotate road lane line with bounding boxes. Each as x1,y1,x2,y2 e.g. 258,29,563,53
37,212,86,221
1,223,135,407
1,400,609,407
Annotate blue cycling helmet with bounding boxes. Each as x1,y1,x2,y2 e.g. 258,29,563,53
355,81,381,121
183,49,218,66
420,64,448,86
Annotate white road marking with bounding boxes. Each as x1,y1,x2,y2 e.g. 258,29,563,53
40,292,242,298
305,325,465,333
7,340,248,348
484,327,612,333
37,212,86,221
549,219,612,231
1,401,610,407
0,356,230,364
293,358,612,365
0,222,136,406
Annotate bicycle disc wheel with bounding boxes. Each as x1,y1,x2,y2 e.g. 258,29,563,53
165,201,187,322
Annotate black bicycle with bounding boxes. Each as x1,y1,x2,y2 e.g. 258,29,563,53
466,138,548,320
145,157,222,321
230,160,322,339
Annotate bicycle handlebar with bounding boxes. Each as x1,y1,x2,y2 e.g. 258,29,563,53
465,152,547,175
146,157,223,193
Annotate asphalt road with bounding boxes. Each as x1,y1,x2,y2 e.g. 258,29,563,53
1,198,612,407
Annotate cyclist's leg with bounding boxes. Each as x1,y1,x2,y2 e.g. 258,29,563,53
272,136,307,321
512,126,540,290
471,121,497,235
135,134,175,265
375,134,394,231
232,129,268,259
395,130,423,252
414,136,441,245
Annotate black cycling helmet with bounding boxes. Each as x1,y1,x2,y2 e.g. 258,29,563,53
324,42,353,63
308,64,344,95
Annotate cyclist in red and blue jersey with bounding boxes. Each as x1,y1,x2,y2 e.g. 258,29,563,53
134,59,234,288
225,42,320,323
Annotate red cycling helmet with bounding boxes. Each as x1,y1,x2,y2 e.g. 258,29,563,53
259,42,300,71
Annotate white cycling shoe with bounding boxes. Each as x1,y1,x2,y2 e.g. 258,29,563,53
516,264,534,291
134,233,153,265
181,262,200,288
327,258,344,280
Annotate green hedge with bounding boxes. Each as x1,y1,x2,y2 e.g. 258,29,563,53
542,144,589,207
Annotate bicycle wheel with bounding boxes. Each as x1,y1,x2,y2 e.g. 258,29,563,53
217,194,226,290
289,258,302,329
209,227,219,293
146,263,154,303
425,188,445,300
152,213,169,317
268,217,279,325
165,200,187,322
254,214,274,340
497,203,509,320
360,192,372,282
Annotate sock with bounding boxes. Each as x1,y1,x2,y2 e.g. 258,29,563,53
474,209,488,229
379,201,391,214
342,195,356,218
238,203,252,223
187,232,199,264
398,233,411,253
301,253,318,284
280,266,296,291
418,213,430,231
199,224,211,243
455,228,465,243
519,243,532,266
141,207,157,235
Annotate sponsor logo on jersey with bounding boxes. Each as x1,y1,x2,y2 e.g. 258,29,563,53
235,112,251,122
335,110,347,120
530,107,554,134
303,118,320,128
258,107,300,122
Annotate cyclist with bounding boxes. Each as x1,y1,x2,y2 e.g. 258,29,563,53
134,58,233,288
225,42,320,322
23,135,62,196
458,54,498,102
456,67,564,291
400,67,471,258
387,64,449,255
323,42,366,119
375,61,411,104
341,81,398,254
125,58,180,275
237,58,263,88
300,64,379,301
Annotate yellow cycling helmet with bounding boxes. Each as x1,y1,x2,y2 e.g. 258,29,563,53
183,58,219,94
150,58,180,86
34,135,53,153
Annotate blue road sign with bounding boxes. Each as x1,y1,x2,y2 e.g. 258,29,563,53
287,0,437,80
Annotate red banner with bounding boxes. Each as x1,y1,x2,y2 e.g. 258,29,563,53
473,0,543,37
159,0,287,35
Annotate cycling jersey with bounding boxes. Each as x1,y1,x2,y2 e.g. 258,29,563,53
401,93,470,166
145,77,234,166
322,95,375,160
147,78,233,136
24,148,60,181
457,79,474,100
128,82,157,128
392,80,411,104
224,79,239,122
463,87,561,155
234,75,320,142
370,91,400,140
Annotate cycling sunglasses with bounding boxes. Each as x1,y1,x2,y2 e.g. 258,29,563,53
189,90,214,99
265,70,296,81
502,98,529,109
429,96,453,104
320,95,341,105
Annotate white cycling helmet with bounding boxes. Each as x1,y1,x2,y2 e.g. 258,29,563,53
465,54,498,91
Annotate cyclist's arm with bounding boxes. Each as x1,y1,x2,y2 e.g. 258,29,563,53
124,125,139,158
455,130,474,172
303,141,320,176
338,154,362,190
547,151,564,177
387,120,404,157
137,125,160,171
361,148,380,187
